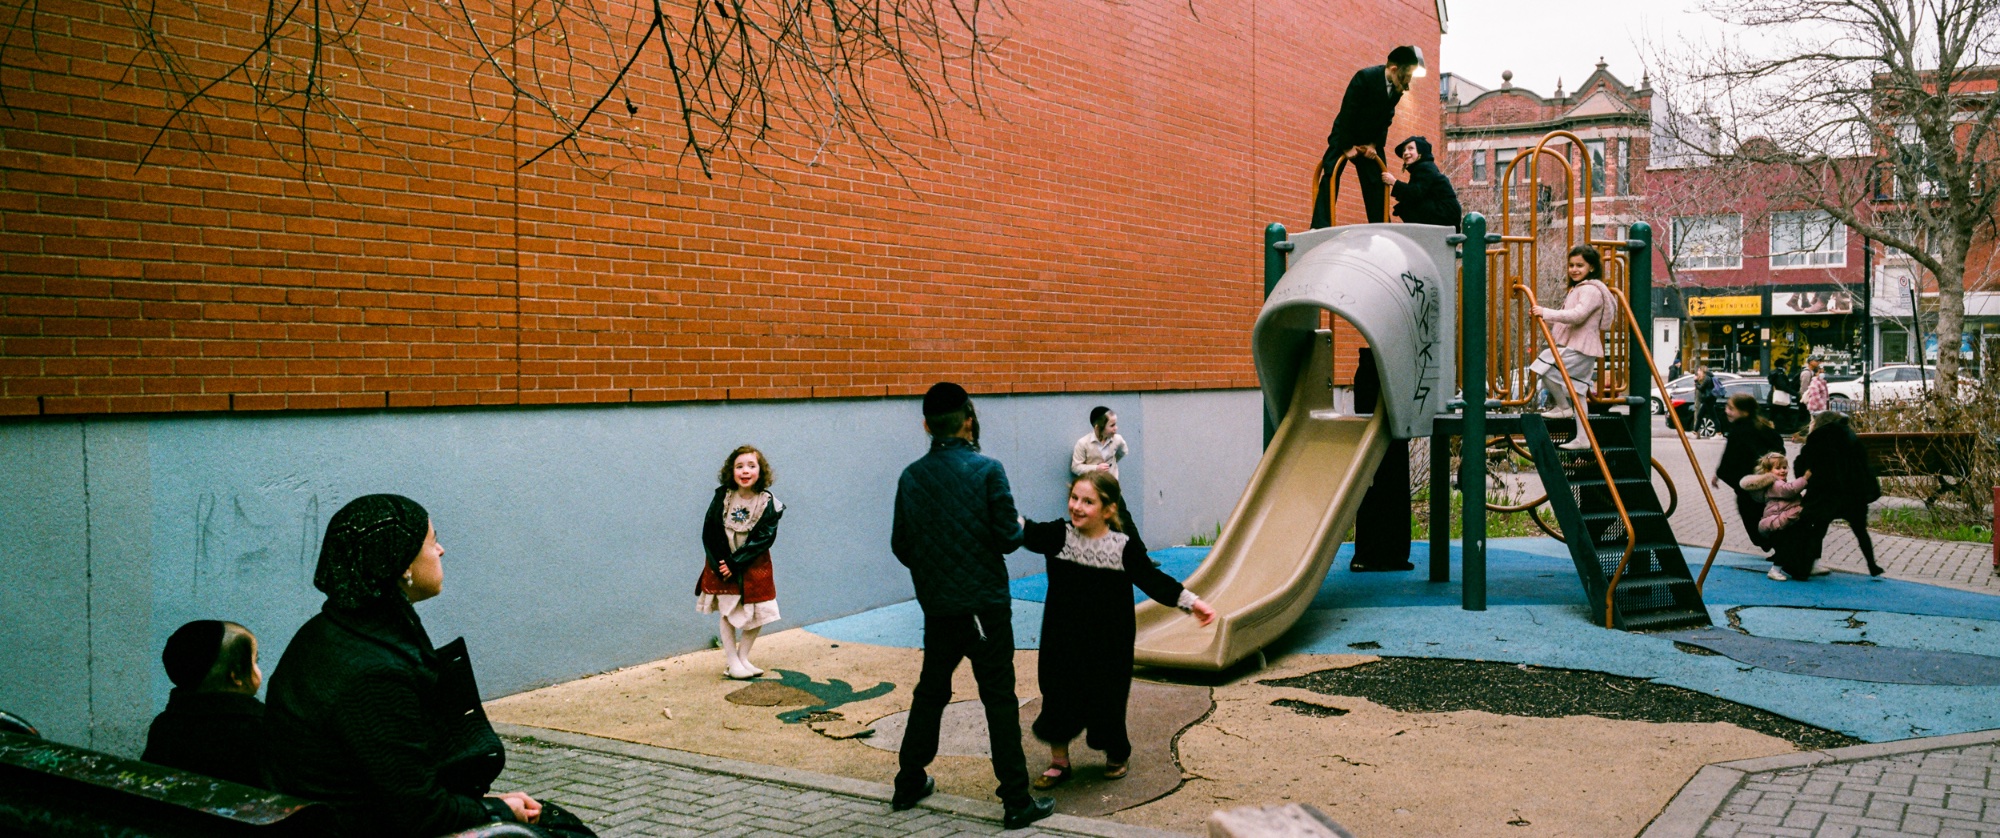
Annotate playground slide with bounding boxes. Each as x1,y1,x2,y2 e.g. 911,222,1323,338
1132,333,1389,670
1132,223,1455,671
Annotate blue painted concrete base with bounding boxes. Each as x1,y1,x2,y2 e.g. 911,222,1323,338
810,538,2000,743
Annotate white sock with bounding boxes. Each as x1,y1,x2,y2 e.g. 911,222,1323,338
718,618,739,669
739,627,762,670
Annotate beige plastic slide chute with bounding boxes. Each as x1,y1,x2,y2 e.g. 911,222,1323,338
1133,224,1457,670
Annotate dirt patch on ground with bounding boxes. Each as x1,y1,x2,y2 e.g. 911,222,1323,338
490,633,1799,836
1263,658,1863,750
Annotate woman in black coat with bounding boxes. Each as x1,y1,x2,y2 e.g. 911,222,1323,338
1793,412,1885,576
1383,136,1463,230
1710,393,1787,552
264,494,595,837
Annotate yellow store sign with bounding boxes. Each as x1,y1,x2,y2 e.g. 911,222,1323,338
1687,296,1763,317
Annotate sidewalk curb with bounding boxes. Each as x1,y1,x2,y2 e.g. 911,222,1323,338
492,722,1195,837
1635,728,2000,838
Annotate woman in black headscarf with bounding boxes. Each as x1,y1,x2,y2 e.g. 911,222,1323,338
1793,412,1885,576
1382,136,1463,230
264,494,595,837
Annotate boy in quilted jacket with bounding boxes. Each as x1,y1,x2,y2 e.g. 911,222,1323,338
887,382,1054,830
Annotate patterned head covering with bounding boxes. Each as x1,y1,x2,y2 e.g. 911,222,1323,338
315,494,430,609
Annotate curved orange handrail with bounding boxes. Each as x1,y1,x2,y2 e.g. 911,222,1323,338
1512,281,1635,628
1314,154,1396,227
1611,287,1728,591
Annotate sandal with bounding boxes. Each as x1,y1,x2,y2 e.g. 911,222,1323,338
1032,764,1072,789
1103,762,1129,780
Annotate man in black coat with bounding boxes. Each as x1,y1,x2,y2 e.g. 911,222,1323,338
1383,135,1462,230
1313,45,1425,228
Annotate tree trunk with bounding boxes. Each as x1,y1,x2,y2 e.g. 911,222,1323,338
1935,257,1966,399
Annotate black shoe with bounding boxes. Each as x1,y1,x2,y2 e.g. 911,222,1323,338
1002,796,1055,830
891,776,934,811
1350,559,1415,572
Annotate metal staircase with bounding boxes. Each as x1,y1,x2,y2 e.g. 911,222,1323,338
1517,414,1712,631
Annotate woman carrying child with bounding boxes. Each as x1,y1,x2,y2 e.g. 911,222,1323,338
1737,453,1811,581
1710,393,1786,553
1794,411,1884,576
1530,246,1616,449
698,445,785,680
1021,472,1215,788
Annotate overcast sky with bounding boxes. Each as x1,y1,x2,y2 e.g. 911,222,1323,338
1439,0,1721,96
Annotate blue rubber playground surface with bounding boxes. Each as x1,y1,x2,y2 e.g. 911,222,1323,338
810,538,2000,743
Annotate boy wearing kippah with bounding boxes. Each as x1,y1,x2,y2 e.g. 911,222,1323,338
888,382,1055,830
142,620,267,788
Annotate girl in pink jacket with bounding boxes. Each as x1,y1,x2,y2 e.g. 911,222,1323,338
1738,453,1812,580
1530,245,1617,448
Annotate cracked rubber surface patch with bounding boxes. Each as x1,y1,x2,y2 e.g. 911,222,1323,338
1263,657,1862,750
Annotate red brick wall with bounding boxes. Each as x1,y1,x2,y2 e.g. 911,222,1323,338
0,0,1439,415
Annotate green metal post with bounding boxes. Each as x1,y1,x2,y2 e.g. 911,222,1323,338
1429,427,1451,582
1264,223,1289,448
1461,214,1488,611
1627,223,1654,466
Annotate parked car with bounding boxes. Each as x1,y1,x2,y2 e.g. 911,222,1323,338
1672,379,1810,436
1654,372,1741,415
1822,365,1978,404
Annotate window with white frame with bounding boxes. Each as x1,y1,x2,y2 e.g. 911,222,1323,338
1672,214,1742,270
1608,141,1624,195
1495,148,1516,186
1472,149,1487,182
1881,213,1941,263
1894,123,1943,197
1585,139,1607,196
1769,211,1846,268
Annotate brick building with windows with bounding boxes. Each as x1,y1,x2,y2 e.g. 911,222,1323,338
1648,156,1872,376
1440,62,1878,375
1441,61,1651,246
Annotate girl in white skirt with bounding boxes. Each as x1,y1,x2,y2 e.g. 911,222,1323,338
697,445,784,679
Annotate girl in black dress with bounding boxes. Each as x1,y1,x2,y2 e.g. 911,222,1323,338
1021,472,1214,788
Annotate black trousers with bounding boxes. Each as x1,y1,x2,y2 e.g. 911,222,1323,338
1312,151,1387,228
1351,347,1412,563
896,606,1031,807
1732,489,1771,552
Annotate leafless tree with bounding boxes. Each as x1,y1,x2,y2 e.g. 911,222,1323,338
1652,0,2000,395
0,0,1024,182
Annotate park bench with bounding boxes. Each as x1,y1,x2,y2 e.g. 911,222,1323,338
0,712,536,838
1853,431,1978,507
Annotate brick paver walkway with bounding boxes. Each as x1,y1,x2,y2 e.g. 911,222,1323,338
1641,731,2000,838
489,724,1186,838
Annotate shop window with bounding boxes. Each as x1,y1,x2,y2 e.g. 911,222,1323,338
1770,210,1846,268
1672,214,1742,270
1879,327,1910,364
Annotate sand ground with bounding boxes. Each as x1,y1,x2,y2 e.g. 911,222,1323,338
487,627,1797,836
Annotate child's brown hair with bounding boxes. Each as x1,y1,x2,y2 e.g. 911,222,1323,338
717,445,774,492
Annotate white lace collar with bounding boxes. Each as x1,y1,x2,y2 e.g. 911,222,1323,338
1057,525,1128,570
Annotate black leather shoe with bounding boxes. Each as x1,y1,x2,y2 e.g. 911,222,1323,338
1002,796,1056,830
891,776,934,811
1349,558,1415,572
